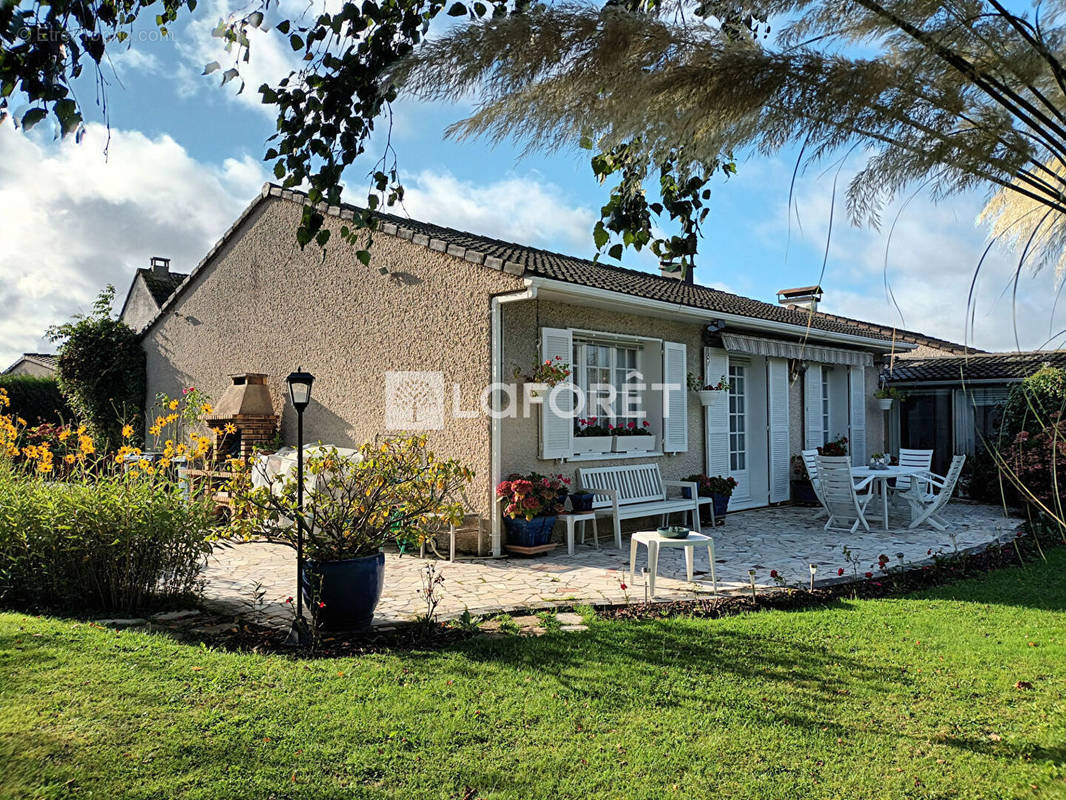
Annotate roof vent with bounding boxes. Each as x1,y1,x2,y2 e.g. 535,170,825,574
150,256,171,276
777,285,822,313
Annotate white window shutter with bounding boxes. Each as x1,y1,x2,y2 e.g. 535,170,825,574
767,357,791,503
804,364,823,449
704,347,730,477
539,327,574,460
661,341,688,453
849,365,866,465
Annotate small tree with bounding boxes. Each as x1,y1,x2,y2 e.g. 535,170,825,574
47,286,145,450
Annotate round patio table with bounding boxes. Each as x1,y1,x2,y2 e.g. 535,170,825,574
851,465,929,531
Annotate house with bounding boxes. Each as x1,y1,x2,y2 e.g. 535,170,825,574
141,184,928,555
119,256,189,332
883,350,1066,474
3,353,58,377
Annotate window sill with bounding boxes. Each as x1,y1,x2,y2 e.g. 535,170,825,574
565,451,667,462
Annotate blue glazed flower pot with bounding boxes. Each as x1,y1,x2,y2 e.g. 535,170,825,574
302,552,385,630
503,515,558,547
570,491,595,512
712,493,729,519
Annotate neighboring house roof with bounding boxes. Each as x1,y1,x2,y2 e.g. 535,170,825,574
3,353,58,374
137,267,189,307
884,350,1066,384
141,184,922,348
786,307,979,356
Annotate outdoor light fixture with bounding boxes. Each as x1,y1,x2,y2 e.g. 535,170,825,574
286,367,315,411
284,367,315,647
809,563,818,591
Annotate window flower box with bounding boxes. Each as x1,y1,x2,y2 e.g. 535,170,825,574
573,435,614,454
613,433,656,453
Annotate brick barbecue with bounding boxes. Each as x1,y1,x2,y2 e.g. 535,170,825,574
207,373,279,458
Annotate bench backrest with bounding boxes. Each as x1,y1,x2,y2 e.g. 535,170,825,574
578,464,666,508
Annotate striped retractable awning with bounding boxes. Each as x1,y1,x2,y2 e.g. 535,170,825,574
720,332,874,367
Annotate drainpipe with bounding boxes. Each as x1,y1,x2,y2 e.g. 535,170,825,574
489,286,537,557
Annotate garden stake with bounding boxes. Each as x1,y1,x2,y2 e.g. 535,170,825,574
642,567,649,603
748,569,757,602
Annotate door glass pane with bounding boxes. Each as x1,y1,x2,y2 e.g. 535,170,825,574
728,365,747,472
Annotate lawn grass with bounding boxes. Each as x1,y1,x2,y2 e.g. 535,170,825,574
2,552,1065,799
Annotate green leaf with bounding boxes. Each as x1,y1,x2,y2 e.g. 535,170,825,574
446,2,467,14
54,99,80,137
608,244,624,261
275,19,290,33
356,250,371,266
20,108,47,131
247,11,264,27
290,34,304,51
202,61,221,75
316,229,331,247
273,161,286,179
592,222,609,250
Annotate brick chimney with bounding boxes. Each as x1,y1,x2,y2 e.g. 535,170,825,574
777,285,823,313
150,256,171,276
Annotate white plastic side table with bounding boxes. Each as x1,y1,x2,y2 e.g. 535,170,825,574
629,530,717,598
560,511,600,555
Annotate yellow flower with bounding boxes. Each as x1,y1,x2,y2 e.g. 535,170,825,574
155,416,167,429
175,443,188,456
168,399,179,411
201,403,213,415
63,454,76,464
76,425,86,435
211,427,222,436
149,425,161,436
16,417,26,427
78,436,94,455
166,414,179,424
58,429,71,442
122,424,134,439
158,457,170,469
145,465,156,475
224,422,237,435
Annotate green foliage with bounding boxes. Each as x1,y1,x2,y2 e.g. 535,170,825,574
1000,365,1066,445
226,436,473,561
48,286,145,450
0,375,69,425
0,467,213,612
4,552,1066,797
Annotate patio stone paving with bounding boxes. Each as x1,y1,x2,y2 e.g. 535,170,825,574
201,501,1023,629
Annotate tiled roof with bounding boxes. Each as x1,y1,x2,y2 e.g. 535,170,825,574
790,307,977,355
884,350,1066,383
356,203,899,344
138,268,189,307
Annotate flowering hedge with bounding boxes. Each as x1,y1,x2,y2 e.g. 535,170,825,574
1001,423,1066,516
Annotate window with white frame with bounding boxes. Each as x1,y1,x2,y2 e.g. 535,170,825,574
821,369,831,445
728,363,747,471
572,339,643,427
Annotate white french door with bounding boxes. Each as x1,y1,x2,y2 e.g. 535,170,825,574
728,363,751,505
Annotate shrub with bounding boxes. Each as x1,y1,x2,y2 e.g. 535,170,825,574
1000,365,1066,446
1001,423,1066,518
0,375,70,425
48,286,145,450
0,468,214,612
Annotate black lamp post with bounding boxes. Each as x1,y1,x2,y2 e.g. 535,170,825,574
284,367,314,647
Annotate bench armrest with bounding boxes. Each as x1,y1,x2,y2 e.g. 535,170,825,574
663,480,700,499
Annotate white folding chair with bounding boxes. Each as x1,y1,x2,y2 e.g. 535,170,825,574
817,455,876,533
906,455,966,530
801,449,828,518
892,449,933,495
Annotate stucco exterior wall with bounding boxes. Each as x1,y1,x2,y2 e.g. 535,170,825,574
4,359,55,378
142,197,523,518
499,299,707,488
120,277,162,333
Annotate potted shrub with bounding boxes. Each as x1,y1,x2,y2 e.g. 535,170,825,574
704,474,738,520
688,372,731,407
497,472,568,548
573,417,614,454
873,386,905,410
228,435,472,629
611,420,656,452
818,434,849,457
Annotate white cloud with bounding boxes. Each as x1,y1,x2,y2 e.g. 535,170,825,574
396,169,599,255
0,121,266,368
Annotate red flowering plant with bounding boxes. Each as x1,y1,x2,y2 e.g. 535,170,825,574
496,472,569,520
575,417,612,437
609,420,653,436
817,435,849,457
1001,421,1066,515
516,356,571,387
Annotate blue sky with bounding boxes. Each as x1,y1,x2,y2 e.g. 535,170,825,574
3,0,1064,368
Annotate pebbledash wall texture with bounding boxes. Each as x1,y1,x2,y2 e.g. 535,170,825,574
141,194,524,519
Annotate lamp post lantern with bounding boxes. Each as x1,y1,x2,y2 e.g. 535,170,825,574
284,367,314,647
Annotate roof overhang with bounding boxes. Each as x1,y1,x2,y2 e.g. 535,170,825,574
524,277,914,353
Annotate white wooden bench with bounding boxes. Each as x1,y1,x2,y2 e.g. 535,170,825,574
577,464,701,549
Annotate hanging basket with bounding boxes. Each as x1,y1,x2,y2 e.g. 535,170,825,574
877,397,894,411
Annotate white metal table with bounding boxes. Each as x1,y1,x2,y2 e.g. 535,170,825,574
851,465,929,531
629,530,717,598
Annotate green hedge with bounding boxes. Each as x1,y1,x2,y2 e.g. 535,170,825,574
1000,365,1066,445
0,375,70,425
0,469,214,612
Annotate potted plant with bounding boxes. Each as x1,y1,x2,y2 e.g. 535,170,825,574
873,386,906,410
818,434,849,457
496,472,568,549
515,356,571,397
573,417,614,454
790,455,820,505
688,372,731,407
611,420,656,452
227,435,472,629
704,474,738,520
869,452,889,469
